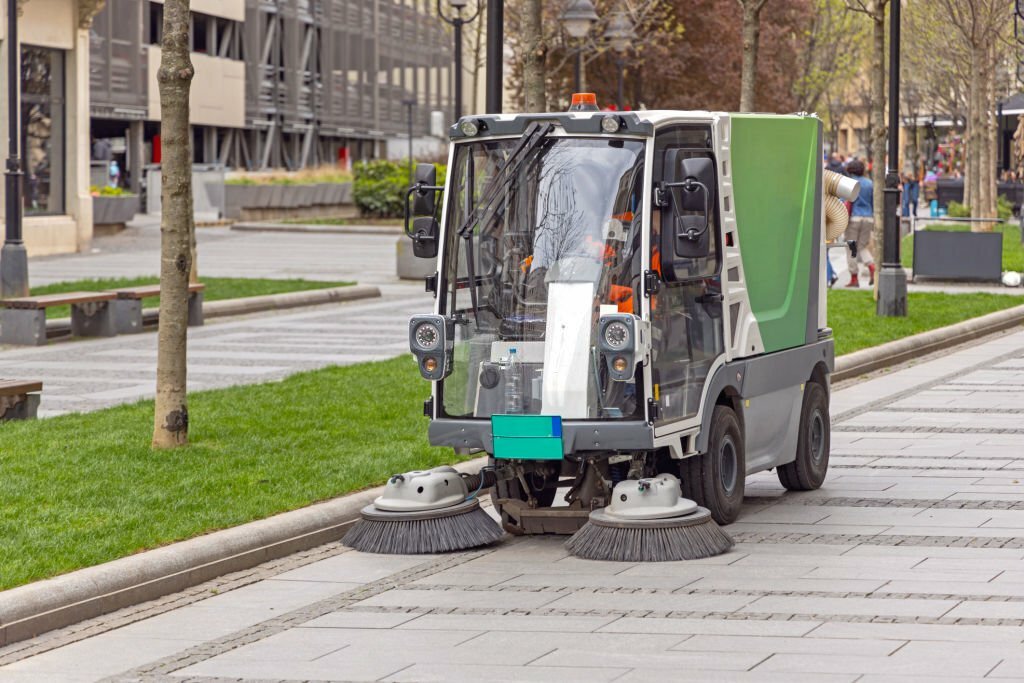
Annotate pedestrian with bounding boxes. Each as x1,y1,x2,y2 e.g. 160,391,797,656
844,159,875,288
826,152,844,175
901,168,919,217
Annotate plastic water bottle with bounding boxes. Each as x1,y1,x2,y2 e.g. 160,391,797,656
504,347,523,414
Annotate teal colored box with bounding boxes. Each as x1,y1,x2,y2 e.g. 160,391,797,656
491,415,564,460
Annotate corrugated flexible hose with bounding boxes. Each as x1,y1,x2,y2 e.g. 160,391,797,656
822,169,861,242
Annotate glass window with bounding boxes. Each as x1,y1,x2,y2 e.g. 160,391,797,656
440,137,647,421
21,46,66,216
648,125,725,426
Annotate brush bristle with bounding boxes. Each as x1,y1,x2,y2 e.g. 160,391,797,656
343,504,504,554
565,517,734,562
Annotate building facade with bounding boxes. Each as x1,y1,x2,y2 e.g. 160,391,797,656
88,0,455,185
0,0,104,256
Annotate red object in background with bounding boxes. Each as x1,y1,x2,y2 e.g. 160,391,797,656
152,134,161,164
338,147,350,171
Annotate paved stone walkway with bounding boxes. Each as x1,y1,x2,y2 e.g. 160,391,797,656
8,227,430,416
2,328,1024,681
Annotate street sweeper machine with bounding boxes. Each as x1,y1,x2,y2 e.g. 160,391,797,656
344,95,861,562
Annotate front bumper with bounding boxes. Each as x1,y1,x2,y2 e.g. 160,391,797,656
428,418,654,455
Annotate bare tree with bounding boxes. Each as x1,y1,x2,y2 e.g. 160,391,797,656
845,0,888,256
794,0,868,114
521,0,547,111
152,0,195,449
932,0,1014,230
736,0,770,112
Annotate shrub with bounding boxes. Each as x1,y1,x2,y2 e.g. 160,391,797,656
997,195,1013,222
353,160,446,218
946,200,971,218
225,166,353,186
90,185,133,197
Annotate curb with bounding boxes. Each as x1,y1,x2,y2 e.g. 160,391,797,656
4,306,1024,645
44,285,381,338
833,302,1024,382
231,222,403,236
0,457,487,647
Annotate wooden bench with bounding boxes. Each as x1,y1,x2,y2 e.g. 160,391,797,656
1,292,117,345
0,379,42,420
110,283,205,334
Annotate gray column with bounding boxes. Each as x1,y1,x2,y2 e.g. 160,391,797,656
128,120,144,194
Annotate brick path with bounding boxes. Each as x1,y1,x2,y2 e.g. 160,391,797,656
2,328,1024,681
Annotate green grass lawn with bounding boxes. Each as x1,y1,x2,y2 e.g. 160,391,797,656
1,289,1022,590
29,277,353,319
828,289,1023,356
0,356,459,591
283,216,404,227
901,222,1024,272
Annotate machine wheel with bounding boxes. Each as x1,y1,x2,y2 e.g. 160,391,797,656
491,475,558,535
777,381,830,491
680,405,745,525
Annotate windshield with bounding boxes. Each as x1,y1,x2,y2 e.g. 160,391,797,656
440,136,646,420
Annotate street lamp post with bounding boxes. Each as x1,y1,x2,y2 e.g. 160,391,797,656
561,0,597,92
2,0,28,298
402,97,416,180
604,11,635,110
485,0,502,113
437,0,480,121
877,0,907,317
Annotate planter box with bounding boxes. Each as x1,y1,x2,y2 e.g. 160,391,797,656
224,185,262,219
223,181,354,220
92,195,140,226
913,229,1003,282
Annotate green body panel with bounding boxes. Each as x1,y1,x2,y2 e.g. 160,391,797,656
730,115,821,353
491,415,564,460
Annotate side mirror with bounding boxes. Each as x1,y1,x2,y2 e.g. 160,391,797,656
405,163,444,259
659,151,716,281
412,163,437,216
411,216,439,258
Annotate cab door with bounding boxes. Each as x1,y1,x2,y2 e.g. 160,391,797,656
648,125,725,430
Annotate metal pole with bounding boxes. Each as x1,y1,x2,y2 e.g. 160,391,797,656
997,101,1004,175
403,98,415,179
615,56,625,110
453,19,463,120
485,0,502,113
2,0,28,298
877,0,907,317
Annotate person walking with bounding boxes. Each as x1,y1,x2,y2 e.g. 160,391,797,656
845,159,875,287
901,168,920,217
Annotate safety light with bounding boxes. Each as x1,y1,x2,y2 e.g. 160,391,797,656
409,314,454,380
598,314,649,382
569,93,599,112
459,119,481,137
601,115,622,133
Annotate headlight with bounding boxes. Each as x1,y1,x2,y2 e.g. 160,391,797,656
459,119,480,137
601,115,622,133
604,321,630,349
409,314,453,381
413,321,441,351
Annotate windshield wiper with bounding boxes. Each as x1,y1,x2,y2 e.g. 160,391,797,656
457,121,553,329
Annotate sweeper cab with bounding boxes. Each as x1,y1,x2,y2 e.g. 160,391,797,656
346,95,857,560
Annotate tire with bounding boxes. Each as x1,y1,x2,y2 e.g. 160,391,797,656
777,381,830,491
680,405,745,525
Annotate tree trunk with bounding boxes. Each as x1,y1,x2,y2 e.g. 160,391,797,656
869,9,886,262
738,2,762,113
521,0,546,112
152,0,195,449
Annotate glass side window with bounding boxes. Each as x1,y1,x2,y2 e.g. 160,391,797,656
649,125,725,426
440,137,646,421
21,46,66,216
